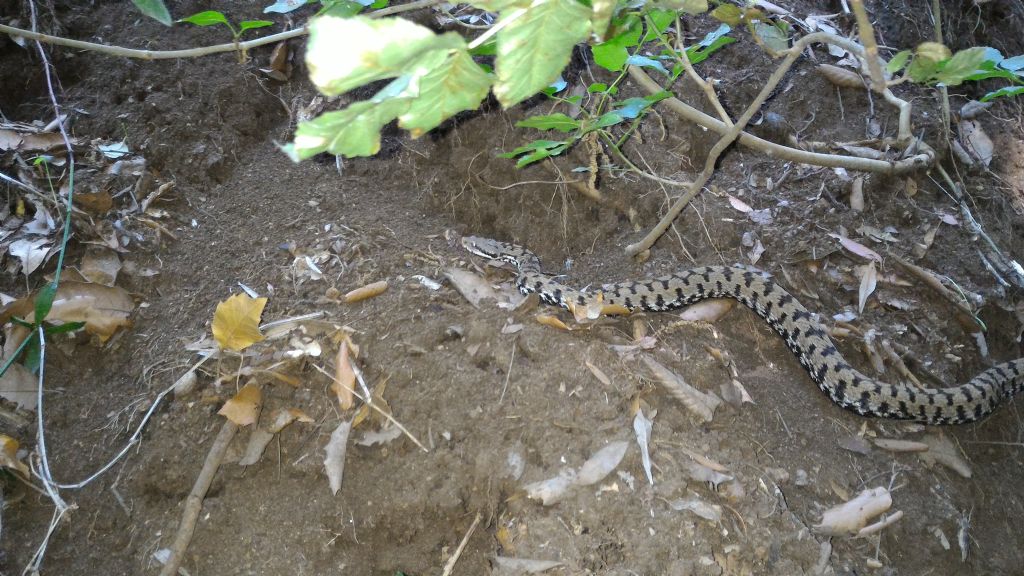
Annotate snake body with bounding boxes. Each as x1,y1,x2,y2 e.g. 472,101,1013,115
462,236,1024,425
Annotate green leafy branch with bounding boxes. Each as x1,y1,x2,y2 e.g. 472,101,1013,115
179,11,274,43
887,43,1024,101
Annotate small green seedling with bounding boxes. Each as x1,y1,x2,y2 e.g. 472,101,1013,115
179,10,274,45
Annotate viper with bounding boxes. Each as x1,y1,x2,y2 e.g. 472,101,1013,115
462,235,1024,425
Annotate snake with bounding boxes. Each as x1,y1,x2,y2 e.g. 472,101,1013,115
462,236,1024,425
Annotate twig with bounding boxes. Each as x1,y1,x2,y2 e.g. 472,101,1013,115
849,0,885,92
158,419,239,576
311,364,429,452
891,254,982,329
440,511,482,576
625,30,933,256
0,0,444,61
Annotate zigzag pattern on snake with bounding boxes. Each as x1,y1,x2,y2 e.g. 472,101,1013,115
462,236,1024,425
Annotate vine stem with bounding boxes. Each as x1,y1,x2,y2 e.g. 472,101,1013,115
0,0,444,60
624,31,932,257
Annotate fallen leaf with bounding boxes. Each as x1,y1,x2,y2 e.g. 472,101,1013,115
75,191,114,214
873,438,928,452
492,556,563,574
0,362,38,410
0,434,29,476
828,233,882,263
536,314,570,331
79,246,122,286
727,194,753,213
584,361,611,386
681,460,733,488
218,382,262,426
849,177,864,211
633,410,654,485
919,433,972,478
212,293,267,351
642,356,720,423
332,339,356,410
344,280,388,303
238,408,313,466
0,281,134,342
668,496,722,522
575,441,630,486
445,268,500,307
857,261,877,314
8,238,52,275
324,419,354,495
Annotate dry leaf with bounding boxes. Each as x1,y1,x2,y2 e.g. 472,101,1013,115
0,362,38,410
444,268,500,307
849,177,864,212
344,280,388,303
355,425,403,446
817,63,862,87
211,293,267,351
0,281,134,342
576,441,629,486
642,356,720,423
727,194,753,213
79,246,122,286
9,238,52,275
919,433,972,478
668,496,722,522
535,314,570,330
332,339,356,410
633,410,654,485
857,262,877,314
324,419,353,495
873,438,928,452
239,408,313,466
218,383,262,426
0,434,29,476
959,119,993,167
492,557,563,575
828,233,882,263
584,361,611,386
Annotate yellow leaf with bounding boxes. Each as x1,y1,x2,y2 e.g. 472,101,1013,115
0,434,29,476
218,382,262,426
212,294,267,351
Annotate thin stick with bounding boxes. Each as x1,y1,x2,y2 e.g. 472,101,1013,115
311,364,429,452
890,254,982,329
0,0,443,61
849,0,885,92
500,340,516,403
440,512,482,576
158,419,239,576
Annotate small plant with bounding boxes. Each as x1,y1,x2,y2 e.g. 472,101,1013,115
178,10,274,44
887,43,1024,102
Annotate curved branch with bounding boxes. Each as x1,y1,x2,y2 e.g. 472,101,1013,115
0,0,443,60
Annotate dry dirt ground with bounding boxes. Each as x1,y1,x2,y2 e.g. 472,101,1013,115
2,0,1024,575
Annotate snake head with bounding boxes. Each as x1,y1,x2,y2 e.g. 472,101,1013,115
461,235,510,259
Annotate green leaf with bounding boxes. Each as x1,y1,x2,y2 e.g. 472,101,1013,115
516,113,581,132
592,15,641,72
320,0,366,17
981,85,1024,102
614,91,670,118
907,41,951,82
626,55,668,74
642,9,675,42
886,50,912,74
710,4,742,26
131,0,172,26
398,49,493,137
286,93,412,160
470,40,498,56
179,10,230,27
500,139,570,167
23,337,40,374
585,112,623,132
686,26,735,65
492,0,593,107
935,47,990,86
45,321,86,336
306,15,464,97
239,20,275,32
752,21,788,54
34,283,57,326
1001,54,1024,71
369,0,388,8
